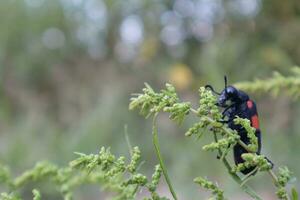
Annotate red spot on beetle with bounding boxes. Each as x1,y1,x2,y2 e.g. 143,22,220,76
251,115,260,129
247,100,253,108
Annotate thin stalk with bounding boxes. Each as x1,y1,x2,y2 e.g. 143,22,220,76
190,108,198,114
268,169,278,185
152,114,178,200
240,167,259,187
124,124,133,157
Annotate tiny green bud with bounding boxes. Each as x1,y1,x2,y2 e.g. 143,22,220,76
32,189,41,200
276,187,289,200
123,173,148,186
194,177,224,200
277,167,292,187
148,165,162,192
127,147,141,173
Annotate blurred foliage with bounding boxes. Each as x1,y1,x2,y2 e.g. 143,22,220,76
235,67,300,99
0,147,167,200
0,0,300,199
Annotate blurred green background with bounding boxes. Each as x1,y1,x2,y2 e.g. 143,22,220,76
0,0,300,199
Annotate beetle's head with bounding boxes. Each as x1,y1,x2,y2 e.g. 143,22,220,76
205,76,249,108
218,86,239,107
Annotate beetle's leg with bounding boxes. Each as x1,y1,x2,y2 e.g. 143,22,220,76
218,115,235,124
218,112,232,124
264,156,274,169
218,119,229,124
221,103,237,115
213,134,222,160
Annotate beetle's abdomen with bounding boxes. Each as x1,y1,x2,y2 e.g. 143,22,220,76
231,100,262,174
233,129,261,174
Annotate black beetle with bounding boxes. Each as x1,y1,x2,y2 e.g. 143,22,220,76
206,76,272,175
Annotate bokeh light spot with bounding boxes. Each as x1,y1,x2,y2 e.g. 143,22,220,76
120,15,144,45
42,28,66,49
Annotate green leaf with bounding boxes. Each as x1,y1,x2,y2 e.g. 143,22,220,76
291,187,299,200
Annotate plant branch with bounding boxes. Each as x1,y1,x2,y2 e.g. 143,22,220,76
240,167,259,186
268,169,279,184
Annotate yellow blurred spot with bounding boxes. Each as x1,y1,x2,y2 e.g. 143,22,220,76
168,63,193,90
140,38,158,62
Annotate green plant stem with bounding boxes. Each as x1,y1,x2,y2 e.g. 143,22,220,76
268,170,278,185
124,124,133,157
213,132,263,200
152,114,178,200
240,167,258,186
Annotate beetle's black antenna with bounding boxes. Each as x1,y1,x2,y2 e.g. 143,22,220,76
205,85,221,95
224,76,228,88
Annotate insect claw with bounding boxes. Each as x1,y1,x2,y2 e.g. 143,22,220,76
265,157,274,169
